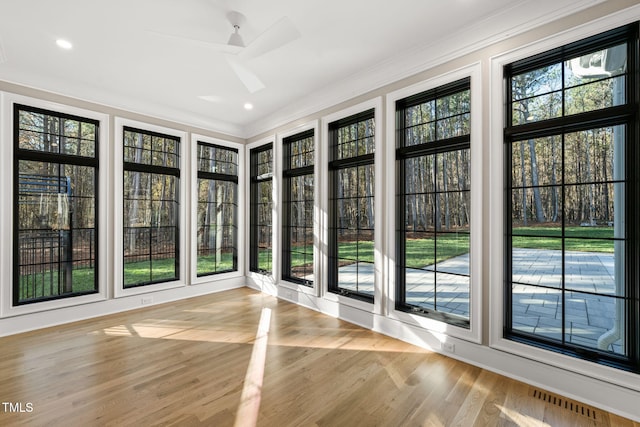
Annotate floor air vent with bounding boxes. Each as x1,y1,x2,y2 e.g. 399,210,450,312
530,388,598,420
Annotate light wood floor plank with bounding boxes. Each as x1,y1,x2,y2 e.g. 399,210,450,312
0,288,637,426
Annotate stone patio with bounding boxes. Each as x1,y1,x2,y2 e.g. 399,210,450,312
336,248,624,354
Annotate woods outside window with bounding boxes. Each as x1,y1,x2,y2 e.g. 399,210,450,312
282,130,315,286
196,142,238,276
122,127,180,288
328,109,376,302
504,24,639,372
395,78,472,328
249,143,273,274
13,104,100,305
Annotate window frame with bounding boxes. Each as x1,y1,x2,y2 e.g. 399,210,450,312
113,117,187,298
489,19,640,390
321,99,383,313
13,104,101,306
0,93,109,317
502,24,639,373
394,77,472,328
249,142,274,275
190,134,243,284
276,122,318,295
327,108,376,303
386,65,482,343
281,128,316,287
121,125,181,289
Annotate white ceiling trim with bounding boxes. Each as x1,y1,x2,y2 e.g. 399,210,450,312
0,76,246,138
244,0,604,139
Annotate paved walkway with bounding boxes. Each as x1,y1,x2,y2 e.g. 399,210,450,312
336,248,623,354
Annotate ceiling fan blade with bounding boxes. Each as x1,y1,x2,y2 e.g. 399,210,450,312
239,16,300,60
146,30,243,55
225,56,265,93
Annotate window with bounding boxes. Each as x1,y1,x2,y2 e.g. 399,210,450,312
504,24,639,372
395,78,471,328
13,104,99,305
282,130,314,285
249,144,273,274
328,110,375,301
122,126,180,288
196,142,238,276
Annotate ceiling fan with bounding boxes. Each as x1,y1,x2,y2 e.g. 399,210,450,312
152,11,300,93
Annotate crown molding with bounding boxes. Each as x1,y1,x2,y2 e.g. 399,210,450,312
243,0,604,139
0,77,245,139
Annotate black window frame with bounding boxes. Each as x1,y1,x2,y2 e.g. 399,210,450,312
122,125,181,288
13,103,100,306
395,77,472,328
249,143,274,274
195,141,239,277
282,129,315,286
328,109,376,302
503,23,639,373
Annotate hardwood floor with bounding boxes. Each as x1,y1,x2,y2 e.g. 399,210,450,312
0,288,637,426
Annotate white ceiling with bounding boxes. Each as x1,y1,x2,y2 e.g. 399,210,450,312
0,0,599,138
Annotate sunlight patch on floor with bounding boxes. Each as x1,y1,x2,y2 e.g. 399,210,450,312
234,307,272,427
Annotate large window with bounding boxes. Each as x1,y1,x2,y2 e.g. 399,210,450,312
123,127,180,288
395,78,471,328
282,130,314,285
328,110,375,301
13,104,99,305
504,24,639,371
196,142,238,276
249,144,273,274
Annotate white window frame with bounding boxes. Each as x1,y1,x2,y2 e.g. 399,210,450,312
0,93,109,317
245,135,277,295
190,134,244,285
276,121,319,297
385,63,483,343
488,7,640,390
320,98,384,314
113,117,187,298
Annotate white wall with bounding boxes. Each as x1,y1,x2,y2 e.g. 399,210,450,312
244,2,640,421
0,0,639,422
0,90,246,336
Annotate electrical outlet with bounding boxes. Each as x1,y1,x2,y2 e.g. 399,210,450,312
141,296,153,305
441,341,455,353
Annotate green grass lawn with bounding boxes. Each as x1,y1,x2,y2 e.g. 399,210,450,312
512,226,615,253
256,250,272,273
404,235,469,268
124,258,177,286
196,253,235,275
19,268,96,301
19,228,613,300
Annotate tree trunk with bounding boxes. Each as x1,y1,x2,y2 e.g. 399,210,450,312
602,137,610,222
128,134,144,253
528,139,545,223
586,132,596,225
216,181,224,265
442,154,450,230
551,139,559,222
520,141,528,226
364,165,374,228
205,147,217,251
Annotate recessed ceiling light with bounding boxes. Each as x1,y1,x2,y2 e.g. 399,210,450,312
56,39,73,50
244,102,253,110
